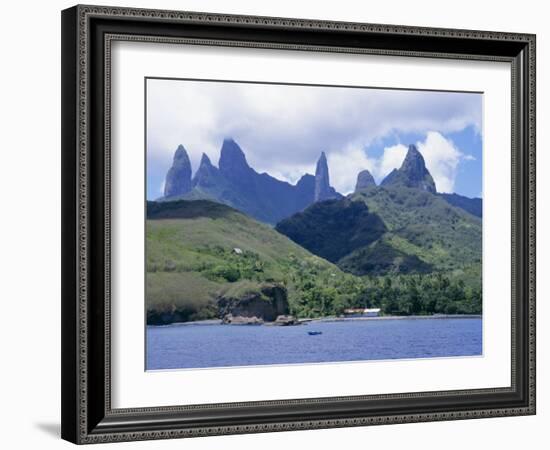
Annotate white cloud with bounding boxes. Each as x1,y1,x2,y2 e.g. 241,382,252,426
376,144,408,180
416,132,464,193
327,145,377,194
147,79,482,195
369,132,471,194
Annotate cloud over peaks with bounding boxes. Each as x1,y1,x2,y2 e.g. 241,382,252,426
373,132,474,194
147,79,482,196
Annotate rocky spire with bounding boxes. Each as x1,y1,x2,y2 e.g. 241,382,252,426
164,144,192,198
314,152,331,202
218,138,251,177
355,169,376,192
198,152,214,170
192,153,219,188
381,144,436,193
218,138,256,192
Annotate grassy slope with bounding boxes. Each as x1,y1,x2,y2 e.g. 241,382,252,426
146,200,348,319
147,200,318,276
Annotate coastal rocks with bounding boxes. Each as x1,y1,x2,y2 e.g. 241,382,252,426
272,315,299,326
221,314,264,325
217,283,290,323
355,169,376,192
164,145,192,197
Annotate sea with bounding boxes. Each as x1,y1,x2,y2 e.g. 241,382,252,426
146,317,482,370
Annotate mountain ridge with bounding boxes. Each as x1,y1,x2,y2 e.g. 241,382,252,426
160,138,341,224
277,185,482,277
159,139,481,223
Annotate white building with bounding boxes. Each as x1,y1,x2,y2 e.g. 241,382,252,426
343,308,381,317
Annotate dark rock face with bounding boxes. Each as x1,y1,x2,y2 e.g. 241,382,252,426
381,168,399,185
381,144,436,193
314,152,340,202
217,283,289,322
218,138,254,185
164,145,192,197
295,174,315,206
355,169,376,191
192,153,221,189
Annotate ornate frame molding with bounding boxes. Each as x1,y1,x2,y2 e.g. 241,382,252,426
61,5,536,444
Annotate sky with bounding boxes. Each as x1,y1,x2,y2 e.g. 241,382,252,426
146,78,483,200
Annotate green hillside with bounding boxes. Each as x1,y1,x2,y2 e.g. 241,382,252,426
275,198,387,263
147,199,481,324
146,200,366,322
351,186,482,272
276,186,481,279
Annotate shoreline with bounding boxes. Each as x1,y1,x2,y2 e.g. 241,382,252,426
148,314,482,328
307,314,481,323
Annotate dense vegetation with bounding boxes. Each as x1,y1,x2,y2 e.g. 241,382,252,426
275,199,386,263
146,200,343,322
338,240,432,275
351,186,482,271
146,200,481,324
438,193,482,218
288,269,481,318
276,186,482,276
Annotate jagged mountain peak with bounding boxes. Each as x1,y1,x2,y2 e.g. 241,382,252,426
355,169,376,192
315,152,329,177
164,144,192,198
174,144,188,159
402,144,427,173
162,141,341,224
193,152,220,189
219,138,250,173
381,144,436,193
199,152,213,168
314,151,340,202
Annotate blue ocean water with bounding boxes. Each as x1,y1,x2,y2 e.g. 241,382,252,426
146,318,482,370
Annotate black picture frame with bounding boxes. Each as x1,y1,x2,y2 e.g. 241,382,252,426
61,4,536,444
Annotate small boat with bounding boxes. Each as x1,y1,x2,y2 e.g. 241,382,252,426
308,331,322,336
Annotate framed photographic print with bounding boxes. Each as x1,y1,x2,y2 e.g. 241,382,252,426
61,5,536,444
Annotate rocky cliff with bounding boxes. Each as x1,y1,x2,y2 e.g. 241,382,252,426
164,145,192,197
314,152,341,202
217,283,289,322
